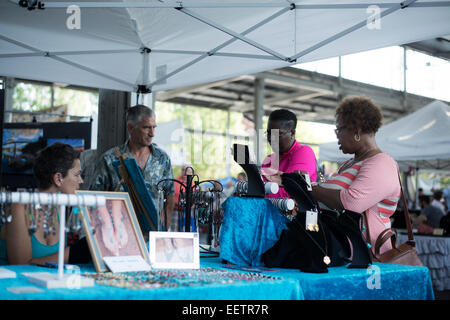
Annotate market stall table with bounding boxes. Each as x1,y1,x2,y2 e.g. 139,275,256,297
201,257,434,300
0,257,433,300
0,262,302,300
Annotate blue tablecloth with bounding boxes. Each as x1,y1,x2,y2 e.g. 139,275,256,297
0,258,433,300
0,261,302,300
202,258,434,300
219,197,289,267
216,196,434,300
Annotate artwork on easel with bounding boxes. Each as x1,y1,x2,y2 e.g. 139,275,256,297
76,190,150,273
112,148,161,234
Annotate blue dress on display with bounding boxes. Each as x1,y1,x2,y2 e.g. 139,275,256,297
219,196,289,267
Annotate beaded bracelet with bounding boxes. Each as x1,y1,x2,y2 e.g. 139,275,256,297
84,267,281,290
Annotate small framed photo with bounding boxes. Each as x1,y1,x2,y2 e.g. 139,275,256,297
76,191,150,273
149,232,199,269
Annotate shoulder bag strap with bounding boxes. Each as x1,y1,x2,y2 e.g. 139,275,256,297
374,229,396,256
364,170,415,254
397,171,415,246
363,210,377,259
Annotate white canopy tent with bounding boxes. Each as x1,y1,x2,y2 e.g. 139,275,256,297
1,0,450,94
318,100,450,171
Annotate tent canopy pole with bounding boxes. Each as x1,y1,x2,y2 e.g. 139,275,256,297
290,0,418,61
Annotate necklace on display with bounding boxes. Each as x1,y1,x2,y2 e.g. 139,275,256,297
294,218,330,265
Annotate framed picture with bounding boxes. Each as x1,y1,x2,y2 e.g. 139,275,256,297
76,191,150,273
149,232,200,269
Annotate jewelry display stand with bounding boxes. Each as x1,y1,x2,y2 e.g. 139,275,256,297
0,192,106,289
157,167,223,240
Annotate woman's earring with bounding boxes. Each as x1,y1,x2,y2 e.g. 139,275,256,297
354,133,360,142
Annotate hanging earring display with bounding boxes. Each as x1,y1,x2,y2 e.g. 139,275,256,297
157,188,165,231
34,203,43,231
0,203,6,224
0,195,4,224
42,205,49,238
67,197,82,233
158,170,224,250
1,192,13,224
27,204,37,235
68,207,82,233
211,190,223,248
43,205,57,238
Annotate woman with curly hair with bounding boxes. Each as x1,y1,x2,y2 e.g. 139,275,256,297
0,142,90,265
310,96,401,254
265,96,401,256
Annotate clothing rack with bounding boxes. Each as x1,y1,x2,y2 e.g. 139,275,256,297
0,192,105,287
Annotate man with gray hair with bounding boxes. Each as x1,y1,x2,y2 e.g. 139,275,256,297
90,104,175,230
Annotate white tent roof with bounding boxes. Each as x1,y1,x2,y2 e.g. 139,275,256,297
1,0,450,93
318,100,450,170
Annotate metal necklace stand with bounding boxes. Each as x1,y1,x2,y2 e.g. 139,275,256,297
157,167,223,246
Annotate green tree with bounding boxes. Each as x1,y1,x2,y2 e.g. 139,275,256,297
155,102,337,181
13,83,52,111
155,102,248,180
12,82,98,117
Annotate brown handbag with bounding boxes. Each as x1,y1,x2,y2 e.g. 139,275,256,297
363,173,423,266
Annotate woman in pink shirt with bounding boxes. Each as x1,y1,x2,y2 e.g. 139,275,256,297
219,109,317,267
261,109,317,200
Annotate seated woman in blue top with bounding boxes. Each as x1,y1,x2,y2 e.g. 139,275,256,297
0,143,85,265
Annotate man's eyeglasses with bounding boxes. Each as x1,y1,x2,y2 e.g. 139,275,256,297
334,125,347,135
264,129,290,139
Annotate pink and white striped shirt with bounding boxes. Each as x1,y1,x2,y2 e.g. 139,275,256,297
320,152,401,254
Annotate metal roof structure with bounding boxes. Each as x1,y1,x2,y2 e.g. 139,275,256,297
405,36,450,61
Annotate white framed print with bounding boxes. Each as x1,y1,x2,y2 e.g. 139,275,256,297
149,232,200,269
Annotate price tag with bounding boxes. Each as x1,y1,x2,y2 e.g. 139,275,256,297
306,210,318,232
103,255,152,273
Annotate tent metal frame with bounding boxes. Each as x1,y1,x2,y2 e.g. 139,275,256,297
31,1,450,9
4,0,450,93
